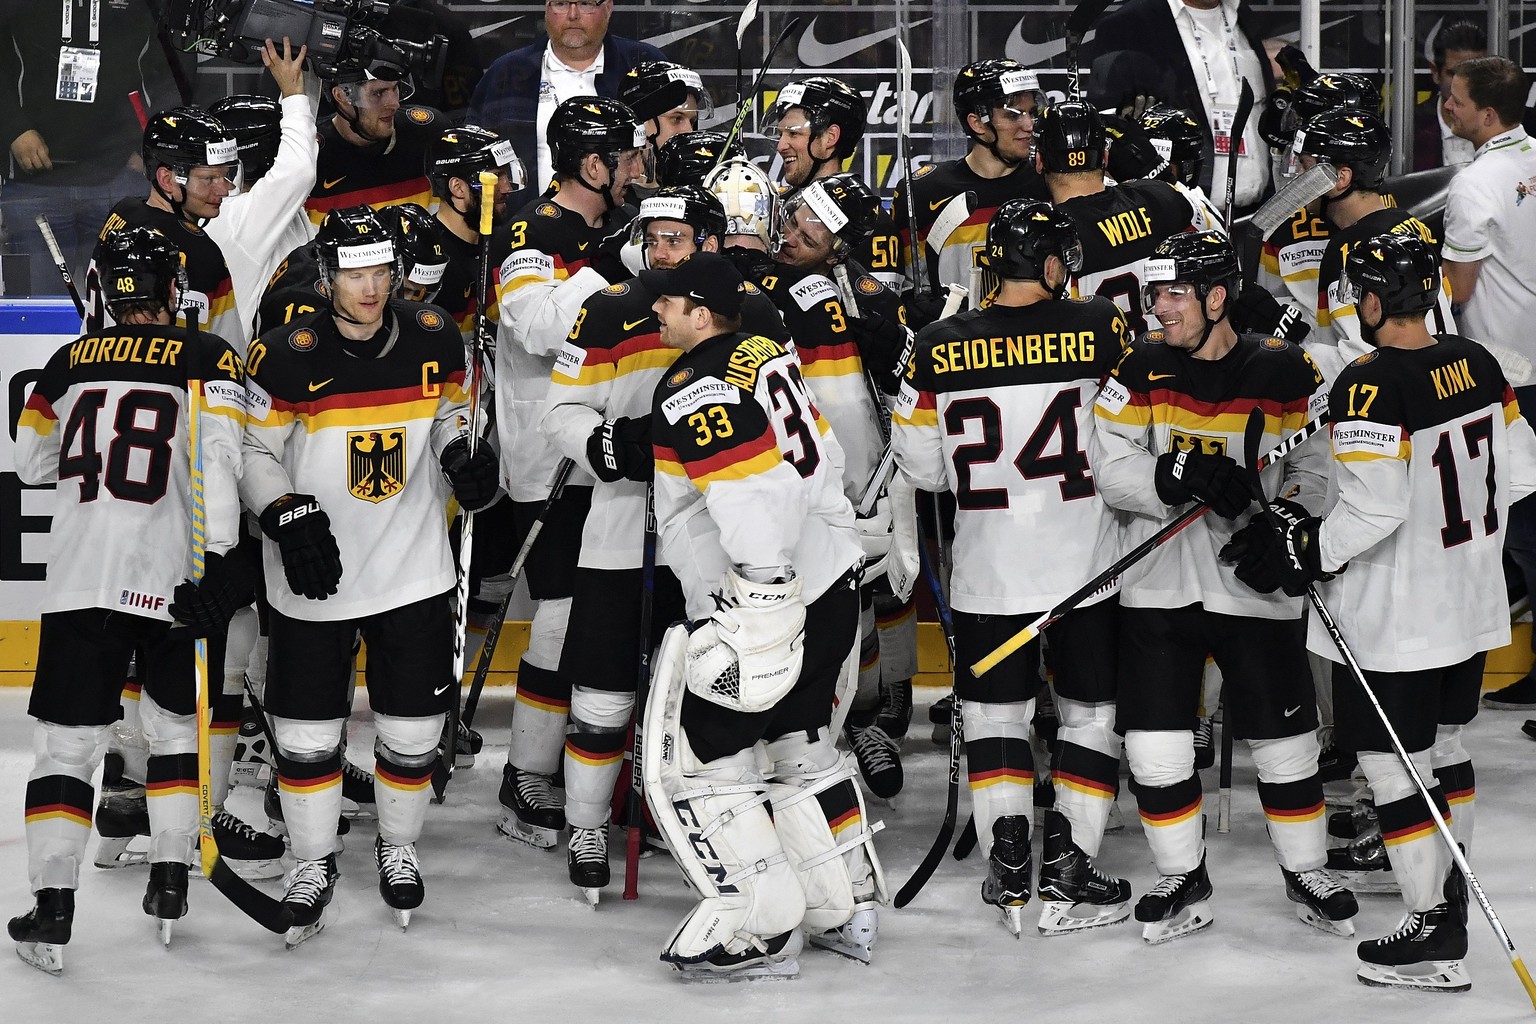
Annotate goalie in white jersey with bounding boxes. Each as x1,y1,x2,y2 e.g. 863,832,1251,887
8,227,248,971
1231,234,1536,992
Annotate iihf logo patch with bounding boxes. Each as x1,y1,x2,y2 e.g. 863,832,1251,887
289,328,317,351
417,310,444,331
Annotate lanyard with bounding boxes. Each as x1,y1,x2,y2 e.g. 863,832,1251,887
1187,4,1240,103
62,0,101,47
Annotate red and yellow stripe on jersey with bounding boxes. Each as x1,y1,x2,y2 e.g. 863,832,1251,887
304,178,435,227
250,378,470,434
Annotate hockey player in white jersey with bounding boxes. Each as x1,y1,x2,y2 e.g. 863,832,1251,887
642,253,885,978
1230,233,1536,991
8,227,247,971
893,199,1132,937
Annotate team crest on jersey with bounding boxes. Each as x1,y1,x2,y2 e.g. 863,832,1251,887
603,282,630,295
289,328,317,351
417,309,444,331
1350,350,1379,365
743,281,761,295
406,107,433,124
856,275,881,295
1143,329,1166,344
348,428,407,503
667,367,694,387
536,203,560,218
1262,336,1288,350
914,164,936,179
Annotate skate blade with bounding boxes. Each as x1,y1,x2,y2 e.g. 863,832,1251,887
496,813,559,850
1330,870,1400,896
284,917,326,950
806,932,873,964
15,940,64,976
1357,959,1470,992
158,918,173,947
1141,899,1214,945
1295,904,1355,937
93,835,150,870
454,752,475,769
222,857,285,882
671,957,800,982
392,908,411,930
996,903,1026,938
1038,899,1132,936
579,887,601,908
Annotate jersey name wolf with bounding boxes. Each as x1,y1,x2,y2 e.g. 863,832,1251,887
892,159,1050,299
1316,208,1455,376
15,325,246,619
1062,178,1202,336
86,200,244,351
242,302,472,621
304,106,440,226
894,296,1128,614
1313,336,1536,671
1091,331,1330,618
651,332,861,618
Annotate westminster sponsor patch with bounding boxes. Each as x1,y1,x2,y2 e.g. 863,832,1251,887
553,341,585,379
789,274,837,311
502,250,554,280
203,379,247,413
1332,421,1402,457
1096,377,1131,415
661,377,740,424
244,378,272,420
894,381,919,419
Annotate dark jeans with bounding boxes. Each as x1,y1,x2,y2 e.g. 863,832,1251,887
0,165,142,296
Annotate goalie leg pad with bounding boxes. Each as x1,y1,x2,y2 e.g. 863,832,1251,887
644,625,806,965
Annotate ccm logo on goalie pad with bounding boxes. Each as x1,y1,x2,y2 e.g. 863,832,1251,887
674,799,740,894
553,340,585,379
662,378,740,423
1332,422,1402,458
1096,377,1131,415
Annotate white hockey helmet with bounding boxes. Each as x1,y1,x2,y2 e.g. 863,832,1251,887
703,157,778,248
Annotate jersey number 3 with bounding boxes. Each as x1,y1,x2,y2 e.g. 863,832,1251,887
944,388,1094,509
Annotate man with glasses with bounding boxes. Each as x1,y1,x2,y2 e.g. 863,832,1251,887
468,0,664,192
304,58,442,228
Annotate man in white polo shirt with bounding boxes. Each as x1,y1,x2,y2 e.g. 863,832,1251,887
1442,54,1536,711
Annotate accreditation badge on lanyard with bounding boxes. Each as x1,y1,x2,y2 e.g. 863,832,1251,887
1195,6,1247,158
57,0,102,103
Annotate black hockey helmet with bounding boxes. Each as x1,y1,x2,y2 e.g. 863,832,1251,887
776,172,882,260
142,107,238,184
1142,230,1240,311
656,130,732,188
979,198,1083,297
426,125,527,202
209,95,281,183
99,226,186,317
1289,73,1381,130
389,203,449,300
548,96,646,179
1342,232,1440,319
1034,101,1106,173
315,205,402,289
765,76,867,159
953,59,1044,137
619,61,713,134
633,185,729,246
1138,104,1206,187
1294,107,1392,192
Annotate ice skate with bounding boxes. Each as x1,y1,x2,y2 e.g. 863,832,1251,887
667,928,802,982
1036,811,1131,935
142,862,188,947
208,809,285,879
1357,871,1470,992
1135,856,1214,944
93,775,150,869
981,815,1031,938
876,677,913,740
929,693,954,746
845,711,903,800
229,696,275,788
8,888,73,976
1193,717,1214,771
808,901,878,964
455,718,481,769
281,854,338,949
1326,824,1399,895
568,824,609,906
341,759,377,819
496,764,564,849
375,836,424,929
1283,867,1358,936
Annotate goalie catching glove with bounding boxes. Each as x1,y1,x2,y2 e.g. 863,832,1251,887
1219,499,1335,597
1154,448,1252,519
169,550,256,636
259,493,343,600
686,568,806,713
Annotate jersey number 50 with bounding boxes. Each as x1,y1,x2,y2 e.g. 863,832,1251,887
944,388,1094,509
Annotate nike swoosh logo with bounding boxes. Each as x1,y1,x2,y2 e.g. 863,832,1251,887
1005,17,1097,66
1283,705,1301,717
644,16,730,50
798,16,931,67
623,318,649,331
928,199,949,211
1148,372,1176,381
578,242,590,251
470,15,523,39
308,378,334,392
434,681,453,696
322,177,346,190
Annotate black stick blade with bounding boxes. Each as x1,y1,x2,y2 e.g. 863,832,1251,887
1243,405,1268,502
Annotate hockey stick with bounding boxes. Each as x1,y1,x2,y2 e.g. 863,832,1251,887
1222,80,1255,233
35,216,86,319
717,16,804,163
1066,0,1115,102
1240,407,1536,1009
734,0,759,121
970,412,1329,677
189,379,291,934
434,172,497,803
622,484,658,901
893,535,962,908
1217,695,1234,833
896,39,927,306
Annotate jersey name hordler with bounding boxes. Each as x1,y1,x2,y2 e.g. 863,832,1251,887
69,334,183,368
931,331,1101,373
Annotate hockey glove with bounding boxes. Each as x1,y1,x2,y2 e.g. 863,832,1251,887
685,568,806,714
720,244,778,282
168,550,255,636
904,292,949,333
585,415,653,483
589,228,634,285
1222,500,1334,597
440,436,501,512
259,494,343,600
1154,449,1252,519
850,311,914,395
1230,283,1310,346
1219,499,1308,594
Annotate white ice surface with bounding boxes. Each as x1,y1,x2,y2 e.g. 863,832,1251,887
2,687,1533,1023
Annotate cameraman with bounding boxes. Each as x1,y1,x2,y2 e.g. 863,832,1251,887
304,57,441,227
